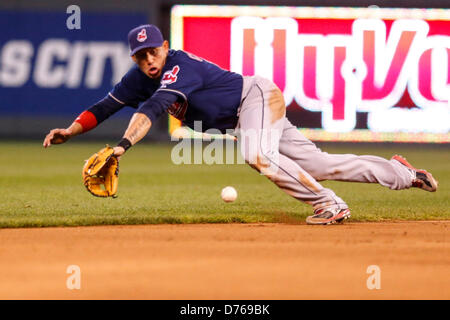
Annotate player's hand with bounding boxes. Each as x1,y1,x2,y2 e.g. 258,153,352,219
43,128,73,148
113,146,125,161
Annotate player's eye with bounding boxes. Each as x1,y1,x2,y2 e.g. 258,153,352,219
135,48,158,61
135,51,146,60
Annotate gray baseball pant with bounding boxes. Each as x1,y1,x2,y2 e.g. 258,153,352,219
235,75,413,212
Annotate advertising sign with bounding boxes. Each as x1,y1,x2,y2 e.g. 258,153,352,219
170,6,450,142
0,11,146,117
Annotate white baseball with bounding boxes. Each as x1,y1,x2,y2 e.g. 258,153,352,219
221,186,237,202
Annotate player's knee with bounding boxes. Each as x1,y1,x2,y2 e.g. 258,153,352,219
243,146,279,176
268,88,286,123
242,147,266,168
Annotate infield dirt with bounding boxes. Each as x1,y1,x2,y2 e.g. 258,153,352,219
0,221,448,299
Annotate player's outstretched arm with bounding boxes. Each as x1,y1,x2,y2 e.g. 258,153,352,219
113,112,152,157
43,122,83,148
43,93,128,148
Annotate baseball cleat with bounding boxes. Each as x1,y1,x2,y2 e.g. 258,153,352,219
306,208,351,225
391,155,438,192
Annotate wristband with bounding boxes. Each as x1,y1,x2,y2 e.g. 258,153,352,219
117,138,132,151
74,110,97,132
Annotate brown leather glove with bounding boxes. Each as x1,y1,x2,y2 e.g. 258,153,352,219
82,145,119,198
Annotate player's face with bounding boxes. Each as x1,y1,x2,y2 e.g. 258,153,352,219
132,40,169,79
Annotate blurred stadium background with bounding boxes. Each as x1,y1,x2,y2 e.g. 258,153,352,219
0,0,448,143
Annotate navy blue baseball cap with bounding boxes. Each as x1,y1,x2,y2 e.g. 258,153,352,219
128,24,164,56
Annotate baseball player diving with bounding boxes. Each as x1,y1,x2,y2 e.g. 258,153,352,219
43,24,438,225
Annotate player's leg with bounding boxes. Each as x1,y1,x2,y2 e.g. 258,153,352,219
236,76,349,224
278,119,437,191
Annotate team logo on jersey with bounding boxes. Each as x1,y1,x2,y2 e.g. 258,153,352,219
160,65,180,87
167,100,188,121
137,28,147,42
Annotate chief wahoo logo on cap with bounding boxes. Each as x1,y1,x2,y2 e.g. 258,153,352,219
137,28,147,42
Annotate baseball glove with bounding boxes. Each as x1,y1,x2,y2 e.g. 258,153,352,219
82,145,119,198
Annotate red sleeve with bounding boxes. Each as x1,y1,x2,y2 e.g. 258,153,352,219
74,110,98,132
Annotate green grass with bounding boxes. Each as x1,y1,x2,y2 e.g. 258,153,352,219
0,141,448,227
